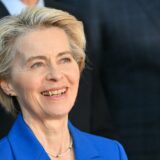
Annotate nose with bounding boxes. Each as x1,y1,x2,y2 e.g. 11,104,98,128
46,65,63,81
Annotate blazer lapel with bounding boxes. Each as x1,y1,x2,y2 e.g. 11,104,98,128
7,114,49,160
69,122,102,160
7,115,102,159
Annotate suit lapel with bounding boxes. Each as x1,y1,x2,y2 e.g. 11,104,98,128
7,114,102,159
7,114,49,160
44,0,76,17
69,122,102,160
0,1,10,18
44,0,77,6
44,0,76,8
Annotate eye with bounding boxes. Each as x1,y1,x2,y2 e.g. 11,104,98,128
60,57,72,64
31,62,44,69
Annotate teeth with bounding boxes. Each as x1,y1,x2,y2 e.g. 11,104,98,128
42,88,66,96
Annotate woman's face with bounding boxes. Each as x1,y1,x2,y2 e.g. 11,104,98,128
8,27,80,120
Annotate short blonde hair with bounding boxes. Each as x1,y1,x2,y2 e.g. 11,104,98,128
0,7,86,115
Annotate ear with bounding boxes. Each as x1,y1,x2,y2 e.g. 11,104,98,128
0,80,17,96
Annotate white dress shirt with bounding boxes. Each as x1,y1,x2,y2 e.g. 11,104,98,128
0,0,44,15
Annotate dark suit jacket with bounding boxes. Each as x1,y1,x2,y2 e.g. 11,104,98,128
81,0,160,160
0,114,128,160
0,0,115,140
0,1,16,134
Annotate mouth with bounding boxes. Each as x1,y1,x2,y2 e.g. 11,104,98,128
41,88,67,96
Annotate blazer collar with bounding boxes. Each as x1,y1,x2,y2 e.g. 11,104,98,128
69,122,102,160
7,114,101,160
7,114,50,160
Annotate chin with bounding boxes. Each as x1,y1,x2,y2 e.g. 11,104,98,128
44,108,70,118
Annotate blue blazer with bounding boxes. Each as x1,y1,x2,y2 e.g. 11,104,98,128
0,114,128,160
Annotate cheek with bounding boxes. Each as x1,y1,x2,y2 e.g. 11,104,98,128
11,74,41,96
67,65,80,86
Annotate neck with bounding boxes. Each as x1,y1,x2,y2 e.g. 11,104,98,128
21,0,38,6
23,114,71,156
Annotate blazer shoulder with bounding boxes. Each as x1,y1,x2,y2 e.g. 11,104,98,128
0,137,13,160
81,132,128,160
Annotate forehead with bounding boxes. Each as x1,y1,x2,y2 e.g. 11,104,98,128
14,27,70,59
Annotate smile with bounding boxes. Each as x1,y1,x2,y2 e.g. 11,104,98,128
41,88,67,96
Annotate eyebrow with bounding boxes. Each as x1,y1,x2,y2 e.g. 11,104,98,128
25,51,72,64
26,56,47,64
57,51,72,57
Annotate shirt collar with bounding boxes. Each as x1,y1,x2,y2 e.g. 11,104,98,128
0,0,44,15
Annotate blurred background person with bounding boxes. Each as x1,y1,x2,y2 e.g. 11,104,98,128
82,0,160,160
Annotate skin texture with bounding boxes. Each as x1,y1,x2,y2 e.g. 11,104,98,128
8,27,80,121
20,0,38,6
1,27,80,159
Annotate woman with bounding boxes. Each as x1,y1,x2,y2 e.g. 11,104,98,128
0,7,128,160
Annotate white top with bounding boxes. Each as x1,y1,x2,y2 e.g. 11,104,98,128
0,0,44,15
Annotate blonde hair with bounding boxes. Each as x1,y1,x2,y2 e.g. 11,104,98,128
0,7,86,115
